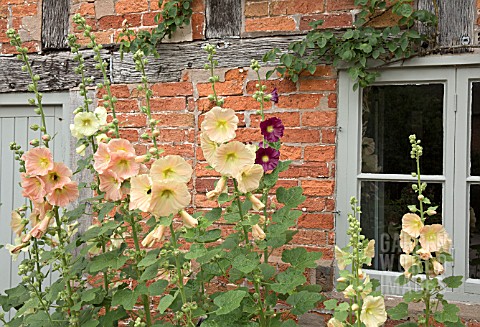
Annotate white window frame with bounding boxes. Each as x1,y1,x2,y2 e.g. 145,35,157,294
336,53,480,302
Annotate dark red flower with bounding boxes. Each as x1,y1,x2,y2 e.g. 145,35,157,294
271,88,279,104
255,146,280,171
260,117,284,142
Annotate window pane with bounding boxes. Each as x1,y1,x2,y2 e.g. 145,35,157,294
471,82,480,176
362,84,444,175
469,184,480,279
360,181,443,272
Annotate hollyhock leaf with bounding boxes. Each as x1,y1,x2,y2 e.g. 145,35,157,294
323,299,338,310
276,187,306,207
434,303,460,323
403,290,423,303
396,274,410,286
387,302,409,320
286,291,324,315
196,229,222,243
204,207,222,223
232,254,259,274
259,263,276,280
443,276,463,288
271,268,306,294
112,288,136,310
141,263,160,281
184,244,208,260
407,205,417,212
281,320,298,327
334,307,349,321
158,294,176,314
137,249,161,268
214,290,247,315
282,247,322,270
98,308,128,327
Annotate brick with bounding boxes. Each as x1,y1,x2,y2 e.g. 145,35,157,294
118,128,139,142
270,0,324,15
79,2,95,16
302,111,337,127
142,12,159,26
196,80,243,97
115,0,148,14
245,16,297,32
250,112,300,128
223,96,271,112
246,79,296,94
113,99,139,113
115,113,146,128
293,229,327,246
1,41,39,54
95,0,115,19
1,0,24,4
196,163,221,177
280,162,329,178
280,145,302,160
151,82,193,97
300,13,352,31
191,12,204,39
234,128,263,143
196,178,216,192
192,0,205,12
195,194,220,208
98,14,141,29
316,263,334,291
159,144,194,157
328,93,337,108
326,0,357,11
300,65,336,77
97,85,131,99
299,79,337,92
277,94,322,109
304,145,335,161
152,113,194,127
282,129,320,143
11,4,37,16
225,68,248,82
302,180,335,196
245,1,269,17
155,129,195,143
298,213,334,229
321,128,336,144
149,97,187,111
302,197,326,211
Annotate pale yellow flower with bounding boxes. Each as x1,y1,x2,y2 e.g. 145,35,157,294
236,164,263,193
180,210,198,228
151,155,193,183
335,246,349,270
206,176,228,201
200,132,218,168
149,181,190,217
5,237,29,261
402,213,423,238
201,106,239,143
419,224,450,253
213,141,255,177
327,318,344,327
70,124,83,139
399,230,416,254
248,194,265,211
10,211,26,237
252,224,266,240
360,296,387,327
400,254,419,278
365,239,375,258
73,111,101,137
343,284,355,298
141,225,167,247
94,106,108,125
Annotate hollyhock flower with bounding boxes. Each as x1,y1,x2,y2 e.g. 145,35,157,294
99,170,123,201
400,254,419,278
416,248,432,260
96,133,109,143
200,132,218,168
149,181,190,217
73,111,101,137
335,246,349,270
76,144,87,156
151,155,193,183
108,138,136,154
399,230,415,254
23,147,54,176
402,213,423,238
30,212,53,239
214,141,255,177
11,211,26,237
41,162,73,193
360,296,387,327
343,285,355,298
180,210,198,228
236,164,264,193
206,176,228,200
438,234,452,254
21,173,46,201
260,117,284,142
47,181,79,207
129,174,152,212
70,124,83,139
95,106,108,125
255,146,280,172
108,151,139,181
419,224,450,253
270,88,279,104
5,238,29,260
252,224,266,240
248,194,265,211
141,224,167,247
365,239,375,258
93,142,111,174
201,106,239,143
432,259,444,276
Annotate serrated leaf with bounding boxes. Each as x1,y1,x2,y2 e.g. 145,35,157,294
282,247,322,269
196,229,222,243
270,268,306,294
324,299,338,310
137,249,161,268
442,276,463,288
149,280,168,296
276,187,305,207
286,291,323,315
112,289,137,310
214,290,247,315
158,294,175,314
387,302,409,320
434,303,460,323
232,254,259,274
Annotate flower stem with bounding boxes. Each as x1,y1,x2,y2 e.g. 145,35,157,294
233,180,251,247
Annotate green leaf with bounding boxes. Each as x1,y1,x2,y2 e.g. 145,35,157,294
214,290,247,315
259,263,276,280
396,323,418,327
396,274,410,286
158,294,175,314
343,30,354,40
204,207,222,223
403,290,423,303
184,243,208,259
387,302,409,320
282,247,322,269
232,254,259,274
276,187,305,207
112,289,137,310
443,276,463,288
396,3,413,17
98,308,128,327
196,229,222,243
89,250,128,272
281,54,294,67
149,280,169,296
270,268,306,294
286,291,323,315
323,298,338,310
434,303,460,323
138,248,161,268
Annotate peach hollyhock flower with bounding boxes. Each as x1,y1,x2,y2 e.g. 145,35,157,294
327,318,344,327
419,224,450,253
47,181,79,207
236,164,264,193
432,259,444,276
252,224,266,240
360,296,387,327
206,176,228,201
399,230,416,254
201,106,239,143
248,194,265,211
108,151,139,181
402,213,424,238
141,224,167,247
41,162,73,193
213,141,255,177
108,138,136,154
151,155,193,183
21,173,47,202
29,201,52,227
129,174,152,212
400,254,419,278
335,246,349,270
93,142,111,174
149,181,190,217
200,132,218,168
180,210,198,228
11,211,26,237
99,170,123,201
30,212,53,239
73,111,101,137
23,147,54,176
416,248,432,260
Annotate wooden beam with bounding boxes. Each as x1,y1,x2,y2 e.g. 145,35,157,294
42,0,70,50
205,0,242,38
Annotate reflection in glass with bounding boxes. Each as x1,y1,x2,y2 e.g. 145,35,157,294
362,84,444,175
469,184,480,279
471,83,480,176
360,181,443,272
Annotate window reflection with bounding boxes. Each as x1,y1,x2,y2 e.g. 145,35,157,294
471,82,480,176
469,184,480,279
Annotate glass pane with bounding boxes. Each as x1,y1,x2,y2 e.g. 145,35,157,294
470,82,480,176
469,184,480,279
362,84,444,175
360,181,443,272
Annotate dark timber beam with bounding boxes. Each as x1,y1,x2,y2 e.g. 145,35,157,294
42,0,70,50
205,0,242,38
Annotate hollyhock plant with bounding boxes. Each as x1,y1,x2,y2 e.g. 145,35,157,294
270,87,279,104
180,210,198,228
21,173,47,202
141,224,167,247
255,146,280,171
41,162,73,193
72,111,101,137
10,211,26,237
108,151,139,181
201,106,239,143
402,213,423,238
206,176,227,200
200,132,218,168
260,117,284,142
99,170,123,201
360,296,387,327
22,147,54,176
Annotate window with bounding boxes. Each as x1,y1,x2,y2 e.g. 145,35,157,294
337,56,480,302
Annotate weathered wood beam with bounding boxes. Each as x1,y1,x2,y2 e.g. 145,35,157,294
42,0,70,50
205,0,242,38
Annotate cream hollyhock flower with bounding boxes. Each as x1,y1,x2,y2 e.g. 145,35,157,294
201,106,239,143
252,224,266,240
206,176,228,201
149,181,190,217
11,211,26,237
180,210,198,228
432,259,444,276
419,224,450,253
213,141,255,177
151,155,193,183
200,132,218,168
416,248,432,260
236,164,263,193
141,225,167,247
400,254,419,278
327,318,344,327
70,124,83,139
343,284,355,299
73,111,101,137
402,213,424,238
5,237,29,261
129,174,152,212
399,230,416,254
94,106,108,125
248,194,265,211
365,239,375,258
335,246,349,270
360,296,387,327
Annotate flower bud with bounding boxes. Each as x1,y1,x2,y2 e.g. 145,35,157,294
336,277,347,283
152,130,160,137
148,147,158,155
252,224,266,241
180,210,198,229
351,304,359,311
427,209,436,216
30,124,39,131
76,144,87,156
29,139,39,146
41,134,51,142
248,194,265,211
418,195,424,201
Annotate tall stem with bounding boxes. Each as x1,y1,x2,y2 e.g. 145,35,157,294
233,180,251,247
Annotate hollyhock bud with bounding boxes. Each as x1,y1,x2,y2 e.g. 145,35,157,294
351,304,359,311
29,139,40,146
427,209,437,216
252,224,266,241
337,277,347,283
76,144,87,156
30,211,53,239
206,176,227,201
42,134,51,142
180,210,198,229
248,194,265,211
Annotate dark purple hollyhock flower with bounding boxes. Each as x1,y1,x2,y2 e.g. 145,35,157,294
260,117,284,142
255,146,280,172
270,88,279,104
